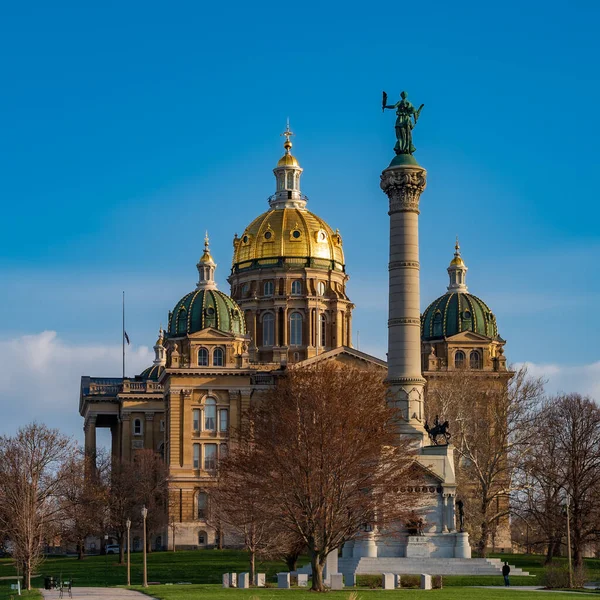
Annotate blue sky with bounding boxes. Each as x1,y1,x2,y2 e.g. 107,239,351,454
0,0,598,438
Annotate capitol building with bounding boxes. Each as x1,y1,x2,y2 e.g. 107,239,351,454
80,124,511,555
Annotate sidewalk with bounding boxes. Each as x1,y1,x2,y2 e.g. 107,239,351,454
40,588,152,599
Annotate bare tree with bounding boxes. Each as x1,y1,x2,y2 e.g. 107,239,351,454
211,463,274,583
219,363,419,591
541,394,600,568
106,458,138,565
426,365,544,556
59,450,108,559
132,449,168,552
0,424,75,590
513,408,566,563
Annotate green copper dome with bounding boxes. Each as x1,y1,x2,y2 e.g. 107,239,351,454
421,292,499,341
169,237,246,337
421,241,501,341
137,364,165,381
168,288,246,336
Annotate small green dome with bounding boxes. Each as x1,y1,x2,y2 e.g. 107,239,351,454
137,364,165,381
168,288,246,336
421,292,499,341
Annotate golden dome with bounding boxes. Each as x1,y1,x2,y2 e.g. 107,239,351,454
277,137,299,167
449,237,465,266
232,207,345,271
277,152,299,167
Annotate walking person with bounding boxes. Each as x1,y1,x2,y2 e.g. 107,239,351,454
502,561,511,587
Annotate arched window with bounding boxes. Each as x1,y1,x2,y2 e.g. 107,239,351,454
263,281,274,296
263,313,274,346
433,312,443,337
213,347,224,367
198,347,208,366
158,442,165,460
177,309,187,334
290,312,303,346
320,314,327,347
204,398,216,431
198,531,207,545
197,492,208,519
291,280,302,295
286,171,294,189
133,419,143,436
470,350,481,369
317,281,326,296
455,350,466,369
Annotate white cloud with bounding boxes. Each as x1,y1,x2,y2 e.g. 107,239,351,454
0,331,153,441
518,361,600,400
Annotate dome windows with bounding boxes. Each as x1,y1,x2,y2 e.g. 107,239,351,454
263,281,274,296
316,229,327,243
318,281,326,296
262,313,274,346
291,280,302,296
290,312,303,346
264,230,272,240
463,310,472,321
291,230,301,239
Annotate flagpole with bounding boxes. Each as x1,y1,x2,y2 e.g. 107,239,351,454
122,291,125,380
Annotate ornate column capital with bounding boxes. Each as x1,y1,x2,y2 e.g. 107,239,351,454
380,165,427,214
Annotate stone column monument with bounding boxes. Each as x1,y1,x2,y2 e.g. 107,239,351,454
380,91,427,443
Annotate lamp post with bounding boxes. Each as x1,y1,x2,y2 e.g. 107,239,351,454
126,518,131,587
104,534,108,587
565,496,573,589
141,505,148,588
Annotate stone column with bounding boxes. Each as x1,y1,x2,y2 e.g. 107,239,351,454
84,415,97,469
121,413,131,461
441,494,448,532
380,159,427,443
447,494,456,532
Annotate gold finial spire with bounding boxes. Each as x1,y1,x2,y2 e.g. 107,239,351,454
199,230,215,265
281,117,295,153
450,237,465,267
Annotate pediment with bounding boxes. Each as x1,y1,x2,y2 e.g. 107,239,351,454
186,327,238,341
293,346,387,370
445,330,492,343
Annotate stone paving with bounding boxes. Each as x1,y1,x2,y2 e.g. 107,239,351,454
40,587,153,599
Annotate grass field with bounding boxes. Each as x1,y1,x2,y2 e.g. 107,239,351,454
132,585,596,599
0,550,598,595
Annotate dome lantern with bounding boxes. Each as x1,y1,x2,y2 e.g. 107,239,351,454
270,119,306,210
447,237,468,293
196,232,217,290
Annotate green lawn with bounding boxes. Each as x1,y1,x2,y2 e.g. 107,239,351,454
0,550,598,593
0,550,287,588
0,580,41,600
132,585,595,600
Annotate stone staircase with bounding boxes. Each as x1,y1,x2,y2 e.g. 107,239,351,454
337,556,529,576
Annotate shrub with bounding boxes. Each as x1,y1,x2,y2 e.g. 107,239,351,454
400,575,420,588
356,575,381,589
541,563,587,589
540,563,570,589
432,575,443,589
